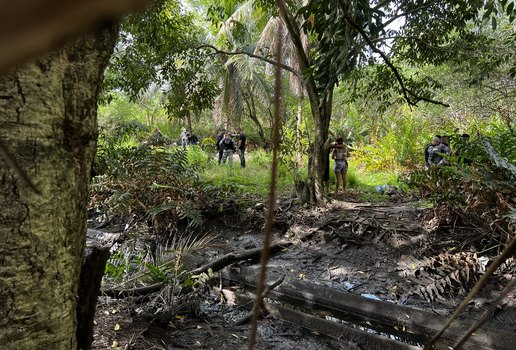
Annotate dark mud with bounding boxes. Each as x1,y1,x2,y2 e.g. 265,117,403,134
91,196,516,349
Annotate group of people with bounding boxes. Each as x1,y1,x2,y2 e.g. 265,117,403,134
215,127,246,168
424,133,471,169
151,126,246,168
179,128,199,148
329,132,472,195
424,135,452,168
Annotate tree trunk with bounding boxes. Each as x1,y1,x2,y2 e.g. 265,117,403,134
0,25,117,350
243,88,267,145
276,1,334,204
306,92,332,203
294,91,304,171
187,111,193,135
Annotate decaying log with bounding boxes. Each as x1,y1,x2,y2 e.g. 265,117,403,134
224,267,516,350
102,241,293,298
216,287,420,350
77,246,111,350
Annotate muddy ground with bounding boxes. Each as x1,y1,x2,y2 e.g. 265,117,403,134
90,193,516,350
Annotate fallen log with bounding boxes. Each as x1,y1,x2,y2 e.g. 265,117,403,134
223,266,516,350
189,241,292,276
215,287,421,350
234,275,285,326
102,241,292,298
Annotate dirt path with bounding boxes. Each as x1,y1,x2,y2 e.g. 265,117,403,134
91,196,516,349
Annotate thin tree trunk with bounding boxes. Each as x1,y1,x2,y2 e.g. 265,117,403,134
187,111,193,134
295,91,304,171
243,89,267,144
0,25,117,350
307,95,332,203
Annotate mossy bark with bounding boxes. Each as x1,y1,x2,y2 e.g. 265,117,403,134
0,26,117,350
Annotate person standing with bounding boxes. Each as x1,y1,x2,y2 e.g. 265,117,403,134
188,132,199,145
236,127,246,168
180,128,189,149
153,127,162,143
219,131,237,167
425,135,441,169
331,137,348,194
215,128,225,165
435,136,452,166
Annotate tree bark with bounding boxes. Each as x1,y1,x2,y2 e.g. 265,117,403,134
0,25,117,350
243,87,267,144
276,0,333,204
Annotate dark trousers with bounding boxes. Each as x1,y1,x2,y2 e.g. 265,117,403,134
218,149,223,164
239,149,245,168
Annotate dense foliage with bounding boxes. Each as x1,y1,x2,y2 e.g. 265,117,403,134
96,0,515,229
408,126,515,247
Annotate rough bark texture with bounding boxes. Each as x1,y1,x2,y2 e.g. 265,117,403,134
306,92,332,203
276,0,333,204
0,26,117,350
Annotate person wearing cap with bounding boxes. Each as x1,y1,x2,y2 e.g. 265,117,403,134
219,131,237,167
180,128,189,149
331,137,349,194
215,128,226,164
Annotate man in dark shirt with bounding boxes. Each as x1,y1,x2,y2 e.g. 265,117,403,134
215,128,225,165
219,131,237,166
236,127,247,168
456,133,472,165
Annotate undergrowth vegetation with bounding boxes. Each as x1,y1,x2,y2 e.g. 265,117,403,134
88,85,515,333
408,127,515,249
90,145,204,235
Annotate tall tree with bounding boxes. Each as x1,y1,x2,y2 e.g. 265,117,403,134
265,0,516,203
0,25,118,349
104,0,219,130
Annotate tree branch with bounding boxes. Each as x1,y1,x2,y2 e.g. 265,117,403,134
196,44,300,77
275,0,322,126
338,0,449,108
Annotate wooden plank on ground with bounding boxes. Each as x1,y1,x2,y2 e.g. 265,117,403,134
223,267,516,350
215,287,422,350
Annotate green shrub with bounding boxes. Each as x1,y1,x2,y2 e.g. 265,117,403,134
407,127,515,244
90,145,203,233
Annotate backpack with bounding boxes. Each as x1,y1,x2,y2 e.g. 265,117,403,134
222,138,234,150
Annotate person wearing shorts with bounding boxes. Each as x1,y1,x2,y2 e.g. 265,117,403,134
332,137,348,194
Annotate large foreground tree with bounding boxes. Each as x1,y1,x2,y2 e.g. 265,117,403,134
0,25,118,349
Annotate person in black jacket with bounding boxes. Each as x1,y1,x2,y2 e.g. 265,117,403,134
425,135,441,169
215,128,225,165
456,133,472,165
219,131,237,167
